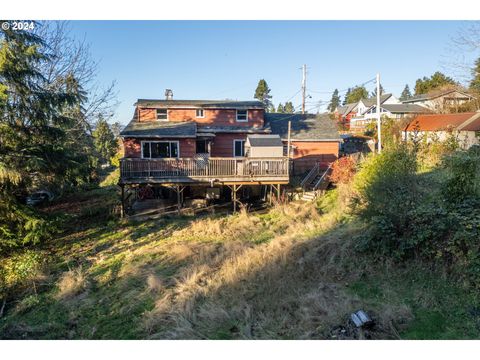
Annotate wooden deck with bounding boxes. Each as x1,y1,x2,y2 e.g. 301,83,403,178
119,157,290,185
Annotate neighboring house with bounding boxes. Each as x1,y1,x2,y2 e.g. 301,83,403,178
335,103,357,130
401,89,476,112
265,113,342,174
350,103,430,131
119,93,341,214
403,112,480,149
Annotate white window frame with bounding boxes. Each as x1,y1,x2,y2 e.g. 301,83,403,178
156,108,168,121
195,108,205,118
236,109,248,122
233,139,245,157
141,140,180,159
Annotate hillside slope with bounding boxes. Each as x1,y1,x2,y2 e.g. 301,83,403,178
1,187,479,339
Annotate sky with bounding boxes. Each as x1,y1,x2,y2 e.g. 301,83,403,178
65,20,476,125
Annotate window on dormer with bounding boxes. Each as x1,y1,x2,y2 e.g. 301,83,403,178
156,109,168,121
236,110,248,122
196,109,204,118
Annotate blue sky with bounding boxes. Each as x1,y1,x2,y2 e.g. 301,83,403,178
67,21,474,125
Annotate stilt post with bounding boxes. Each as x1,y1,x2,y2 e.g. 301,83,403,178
176,185,181,215
120,184,125,218
277,184,281,203
233,184,237,213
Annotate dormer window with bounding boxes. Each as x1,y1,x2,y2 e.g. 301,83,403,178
236,110,248,122
156,108,168,121
196,109,205,118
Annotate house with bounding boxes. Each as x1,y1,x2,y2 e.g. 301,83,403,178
265,113,342,174
401,89,476,112
119,93,341,215
335,103,357,130
403,112,480,149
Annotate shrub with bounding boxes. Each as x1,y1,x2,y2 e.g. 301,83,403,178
330,156,356,185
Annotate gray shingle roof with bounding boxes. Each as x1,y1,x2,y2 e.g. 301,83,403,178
120,120,197,138
265,113,341,141
380,103,430,113
197,126,269,134
247,134,283,147
360,93,392,107
135,99,265,109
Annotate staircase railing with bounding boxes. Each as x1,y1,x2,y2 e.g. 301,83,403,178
300,163,320,189
313,163,333,191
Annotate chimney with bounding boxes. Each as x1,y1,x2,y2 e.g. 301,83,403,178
165,89,173,100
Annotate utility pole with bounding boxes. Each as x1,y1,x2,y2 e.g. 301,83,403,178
376,73,381,154
301,64,306,114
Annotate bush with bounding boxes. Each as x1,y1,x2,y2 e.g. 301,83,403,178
330,156,356,185
352,145,419,258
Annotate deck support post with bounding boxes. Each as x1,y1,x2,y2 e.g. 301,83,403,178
175,185,186,215
277,184,281,203
120,184,125,218
269,185,273,206
233,184,237,213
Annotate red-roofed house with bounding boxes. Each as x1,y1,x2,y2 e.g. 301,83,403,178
403,112,480,149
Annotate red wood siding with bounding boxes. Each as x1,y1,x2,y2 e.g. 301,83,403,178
210,133,248,157
289,141,339,174
123,138,196,158
136,106,264,127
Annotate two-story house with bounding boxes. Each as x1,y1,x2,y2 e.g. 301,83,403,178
118,93,341,215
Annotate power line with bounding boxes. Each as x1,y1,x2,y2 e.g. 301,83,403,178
308,78,377,96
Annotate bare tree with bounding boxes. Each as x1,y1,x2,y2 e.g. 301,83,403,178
442,21,480,85
35,21,118,131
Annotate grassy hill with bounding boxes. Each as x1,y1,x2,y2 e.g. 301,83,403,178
1,184,479,340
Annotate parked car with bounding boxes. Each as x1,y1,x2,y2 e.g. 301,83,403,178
26,190,54,206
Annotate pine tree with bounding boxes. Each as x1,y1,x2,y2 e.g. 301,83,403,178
276,103,285,113
254,79,272,109
400,84,412,101
371,84,385,98
93,117,117,163
414,71,456,95
343,88,352,105
0,26,79,249
284,101,295,113
470,58,480,93
327,89,341,112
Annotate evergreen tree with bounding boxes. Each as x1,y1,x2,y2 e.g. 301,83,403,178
254,79,272,109
327,89,341,112
0,26,79,250
371,84,385,98
93,117,117,163
470,58,480,93
345,86,369,104
414,71,456,95
276,103,285,113
267,103,275,113
284,101,295,113
400,84,412,101
343,88,352,105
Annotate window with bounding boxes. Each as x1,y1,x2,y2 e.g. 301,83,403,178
236,110,248,122
142,141,179,158
196,139,208,154
233,139,245,157
156,109,168,121
196,109,205,118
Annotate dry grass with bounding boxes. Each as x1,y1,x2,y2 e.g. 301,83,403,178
55,267,88,301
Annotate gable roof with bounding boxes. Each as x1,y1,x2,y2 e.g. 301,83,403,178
404,112,480,131
134,99,265,109
336,103,357,116
120,120,197,138
246,134,283,147
265,113,341,141
360,93,393,108
402,89,475,103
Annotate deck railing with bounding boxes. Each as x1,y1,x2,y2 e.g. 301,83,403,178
120,157,290,181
